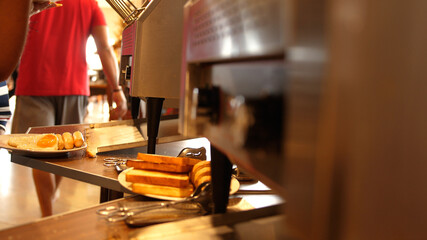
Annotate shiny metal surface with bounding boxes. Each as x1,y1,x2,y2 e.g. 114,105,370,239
180,0,287,197
105,0,148,24
98,182,212,223
183,0,287,62
119,0,187,108
177,146,207,160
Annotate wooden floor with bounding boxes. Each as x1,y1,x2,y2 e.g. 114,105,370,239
0,95,110,231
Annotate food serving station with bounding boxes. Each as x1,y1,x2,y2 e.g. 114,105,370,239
1,124,281,239
0,0,287,238
3,0,425,238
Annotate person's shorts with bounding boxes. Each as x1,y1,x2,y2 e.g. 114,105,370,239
11,95,88,134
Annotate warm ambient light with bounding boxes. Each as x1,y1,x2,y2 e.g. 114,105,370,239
85,36,116,71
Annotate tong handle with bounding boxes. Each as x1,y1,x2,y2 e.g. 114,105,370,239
103,182,210,222
106,202,178,222
177,147,207,160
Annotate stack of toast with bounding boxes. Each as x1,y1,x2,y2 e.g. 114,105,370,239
125,153,212,198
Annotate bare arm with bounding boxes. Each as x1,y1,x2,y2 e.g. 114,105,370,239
0,0,58,82
92,25,128,120
0,0,31,82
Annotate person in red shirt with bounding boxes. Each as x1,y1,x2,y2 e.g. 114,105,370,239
12,0,128,217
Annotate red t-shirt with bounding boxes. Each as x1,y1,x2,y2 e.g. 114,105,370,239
16,0,107,96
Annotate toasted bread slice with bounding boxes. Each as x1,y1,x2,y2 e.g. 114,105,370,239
195,175,211,188
192,166,211,183
132,183,194,198
126,159,193,173
126,169,190,188
136,153,201,166
190,161,211,183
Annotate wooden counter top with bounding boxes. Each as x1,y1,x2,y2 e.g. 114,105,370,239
0,194,283,240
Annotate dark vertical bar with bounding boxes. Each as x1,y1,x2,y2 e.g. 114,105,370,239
100,187,124,203
100,187,109,203
210,146,233,213
131,96,141,119
146,97,164,154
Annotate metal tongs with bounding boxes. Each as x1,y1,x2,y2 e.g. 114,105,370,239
96,182,212,222
103,157,129,173
176,146,206,160
105,0,150,24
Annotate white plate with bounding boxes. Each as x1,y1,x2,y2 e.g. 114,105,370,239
0,134,87,158
118,167,240,201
